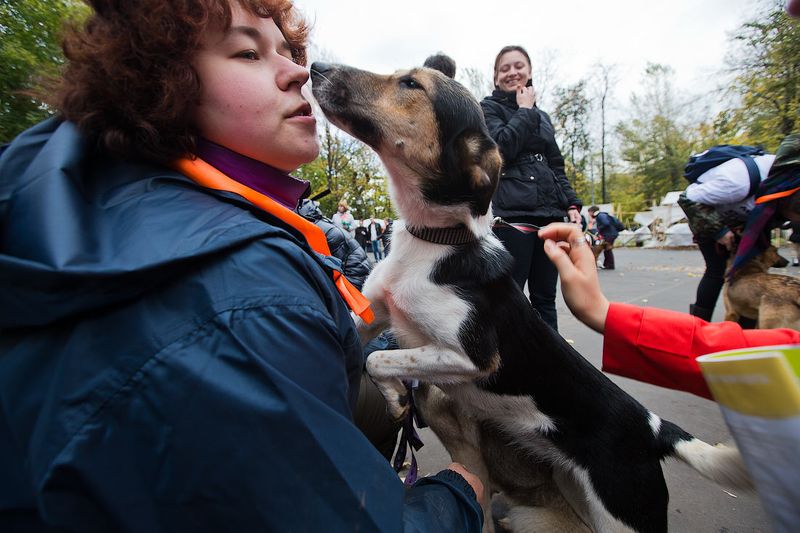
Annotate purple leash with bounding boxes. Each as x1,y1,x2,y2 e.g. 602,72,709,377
392,380,425,485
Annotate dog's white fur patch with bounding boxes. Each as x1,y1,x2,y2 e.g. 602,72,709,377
673,439,753,489
648,411,662,437
558,466,637,533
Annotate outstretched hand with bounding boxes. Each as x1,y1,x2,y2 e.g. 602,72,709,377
539,223,610,333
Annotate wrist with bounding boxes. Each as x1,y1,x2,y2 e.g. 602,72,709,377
585,297,610,334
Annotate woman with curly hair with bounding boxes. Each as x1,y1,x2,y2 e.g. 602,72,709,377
0,1,483,531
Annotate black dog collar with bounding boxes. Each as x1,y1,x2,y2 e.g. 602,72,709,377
406,224,478,245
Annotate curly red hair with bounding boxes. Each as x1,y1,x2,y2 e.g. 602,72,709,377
55,0,309,165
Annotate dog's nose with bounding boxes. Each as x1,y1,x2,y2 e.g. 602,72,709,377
310,62,332,76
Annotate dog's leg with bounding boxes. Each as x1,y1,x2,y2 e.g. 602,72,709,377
415,385,495,533
722,283,740,322
552,466,635,533
366,345,489,420
355,262,392,346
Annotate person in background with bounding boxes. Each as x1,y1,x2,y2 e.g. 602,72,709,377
354,219,370,252
331,199,355,236
789,221,800,266
678,149,776,321
539,223,800,400
587,206,625,270
367,215,384,261
0,1,483,530
481,44,582,331
382,217,394,255
423,52,456,79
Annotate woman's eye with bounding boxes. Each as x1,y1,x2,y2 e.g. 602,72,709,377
237,50,259,60
399,77,421,89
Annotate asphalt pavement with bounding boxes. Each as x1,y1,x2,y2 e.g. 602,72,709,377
408,245,799,532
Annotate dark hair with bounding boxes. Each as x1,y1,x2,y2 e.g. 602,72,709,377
492,45,532,79
52,0,309,165
588,206,600,213
423,53,456,79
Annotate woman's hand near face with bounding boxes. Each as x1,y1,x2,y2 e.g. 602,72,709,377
516,85,536,109
567,208,581,225
539,223,610,333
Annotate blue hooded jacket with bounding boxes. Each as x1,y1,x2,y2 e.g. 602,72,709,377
0,119,482,532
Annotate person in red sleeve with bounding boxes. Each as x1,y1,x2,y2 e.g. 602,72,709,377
538,222,800,400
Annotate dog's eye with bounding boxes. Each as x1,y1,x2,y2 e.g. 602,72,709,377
399,77,422,90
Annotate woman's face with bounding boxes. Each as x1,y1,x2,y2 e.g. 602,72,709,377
494,50,532,92
192,5,319,172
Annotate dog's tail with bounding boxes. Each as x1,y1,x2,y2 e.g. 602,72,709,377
656,417,753,490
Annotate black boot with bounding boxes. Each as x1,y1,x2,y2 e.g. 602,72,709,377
689,304,714,322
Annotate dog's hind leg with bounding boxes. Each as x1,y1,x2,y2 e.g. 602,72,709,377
722,284,740,322
416,385,496,533
505,505,592,533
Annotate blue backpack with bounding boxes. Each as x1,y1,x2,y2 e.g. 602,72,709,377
683,145,765,197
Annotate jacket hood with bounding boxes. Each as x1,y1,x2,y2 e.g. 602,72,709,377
0,119,287,329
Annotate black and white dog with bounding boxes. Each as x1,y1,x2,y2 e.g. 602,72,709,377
310,63,751,533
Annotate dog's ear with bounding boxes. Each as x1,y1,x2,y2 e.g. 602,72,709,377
456,131,502,216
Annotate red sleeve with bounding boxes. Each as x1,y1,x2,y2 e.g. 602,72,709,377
602,303,800,400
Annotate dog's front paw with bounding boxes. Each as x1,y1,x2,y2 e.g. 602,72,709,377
386,389,411,422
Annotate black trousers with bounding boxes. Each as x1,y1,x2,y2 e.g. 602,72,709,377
695,237,729,312
494,225,559,331
602,237,617,269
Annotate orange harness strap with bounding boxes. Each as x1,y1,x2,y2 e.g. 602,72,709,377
173,157,373,324
755,185,800,204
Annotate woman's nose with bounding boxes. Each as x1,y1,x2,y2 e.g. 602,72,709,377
279,57,309,89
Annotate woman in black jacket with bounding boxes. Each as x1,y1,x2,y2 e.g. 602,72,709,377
482,45,582,331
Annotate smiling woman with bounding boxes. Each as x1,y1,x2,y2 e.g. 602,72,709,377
481,44,583,332
0,0,483,531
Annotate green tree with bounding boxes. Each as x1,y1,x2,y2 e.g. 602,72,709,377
552,80,592,204
616,64,693,205
724,0,800,149
0,0,87,142
295,121,393,221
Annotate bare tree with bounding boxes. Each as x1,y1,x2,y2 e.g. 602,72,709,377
458,66,494,101
591,62,618,203
530,48,560,109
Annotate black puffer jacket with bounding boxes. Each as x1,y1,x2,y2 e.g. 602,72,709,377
481,90,581,220
298,199,371,290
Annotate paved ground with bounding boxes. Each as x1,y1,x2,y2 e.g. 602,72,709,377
401,245,799,533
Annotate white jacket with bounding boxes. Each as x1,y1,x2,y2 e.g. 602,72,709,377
685,154,775,223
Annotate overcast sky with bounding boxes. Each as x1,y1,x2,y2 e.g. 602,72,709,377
295,0,761,111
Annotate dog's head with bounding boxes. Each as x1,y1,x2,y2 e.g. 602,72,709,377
310,62,501,219
759,245,788,269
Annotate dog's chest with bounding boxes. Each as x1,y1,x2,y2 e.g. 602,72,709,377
379,238,472,348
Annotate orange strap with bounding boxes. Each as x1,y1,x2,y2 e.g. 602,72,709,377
755,185,800,204
173,157,373,323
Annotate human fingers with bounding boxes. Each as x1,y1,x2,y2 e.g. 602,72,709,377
538,222,583,243
543,239,579,279
447,463,485,504
539,223,596,272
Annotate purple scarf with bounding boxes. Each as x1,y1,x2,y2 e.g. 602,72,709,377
195,138,310,210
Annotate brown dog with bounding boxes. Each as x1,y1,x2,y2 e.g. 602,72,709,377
724,246,800,329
